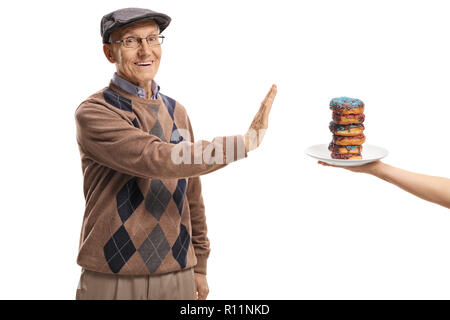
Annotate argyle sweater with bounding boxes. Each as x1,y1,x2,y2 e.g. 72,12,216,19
75,81,247,275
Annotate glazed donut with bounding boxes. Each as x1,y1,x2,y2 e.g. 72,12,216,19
329,122,364,136
331,152,362,160
330,97,364,115
328,142,362,154
332,134,366,146
332,112,365,125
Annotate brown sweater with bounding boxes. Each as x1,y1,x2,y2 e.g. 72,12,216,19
75,81,247,275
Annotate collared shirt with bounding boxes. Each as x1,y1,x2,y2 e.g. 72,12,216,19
112,72,160,100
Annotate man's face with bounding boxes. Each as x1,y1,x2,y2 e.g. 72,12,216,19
104,20,161,86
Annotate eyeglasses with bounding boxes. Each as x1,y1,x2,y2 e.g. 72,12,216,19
110,35,165,48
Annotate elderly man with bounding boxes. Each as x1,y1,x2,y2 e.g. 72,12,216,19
74,7,277,300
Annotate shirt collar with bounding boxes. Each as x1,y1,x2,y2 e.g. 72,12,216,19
112,72,160,100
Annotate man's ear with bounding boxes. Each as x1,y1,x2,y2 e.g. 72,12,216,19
103,44,116,63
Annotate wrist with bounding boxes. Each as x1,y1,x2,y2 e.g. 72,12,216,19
194,254,208,275
367,160,388,177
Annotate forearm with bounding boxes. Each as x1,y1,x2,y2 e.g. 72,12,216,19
76,103,247,179
370,162,450,209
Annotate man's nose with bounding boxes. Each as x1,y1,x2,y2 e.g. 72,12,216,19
138,39,154,56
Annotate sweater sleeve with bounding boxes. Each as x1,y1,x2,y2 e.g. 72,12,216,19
75,101,247,179
187,176,210,275
184,114,211,275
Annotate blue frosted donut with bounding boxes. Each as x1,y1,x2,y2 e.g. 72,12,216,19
328,142,362,154
329,121,365,136
330,97,364,115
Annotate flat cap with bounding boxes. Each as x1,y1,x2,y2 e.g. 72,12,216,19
101,8,171,44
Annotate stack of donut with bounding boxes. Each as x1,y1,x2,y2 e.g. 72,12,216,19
328,97,365,160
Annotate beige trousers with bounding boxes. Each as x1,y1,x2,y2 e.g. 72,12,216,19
76,267,195,300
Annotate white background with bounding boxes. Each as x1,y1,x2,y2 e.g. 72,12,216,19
1,0,450,299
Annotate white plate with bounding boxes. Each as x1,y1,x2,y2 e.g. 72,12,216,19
305,144,388,166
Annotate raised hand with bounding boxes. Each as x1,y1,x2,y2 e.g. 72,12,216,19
245,84,277,152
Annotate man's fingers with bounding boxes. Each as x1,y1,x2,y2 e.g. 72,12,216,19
249,85,277,133
199,286,209,297
261,86,273,105
261,84,277,107
256,84,277,127
268,84,277,101
197,290,207,300
198,289,209,300
262,84,277,116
